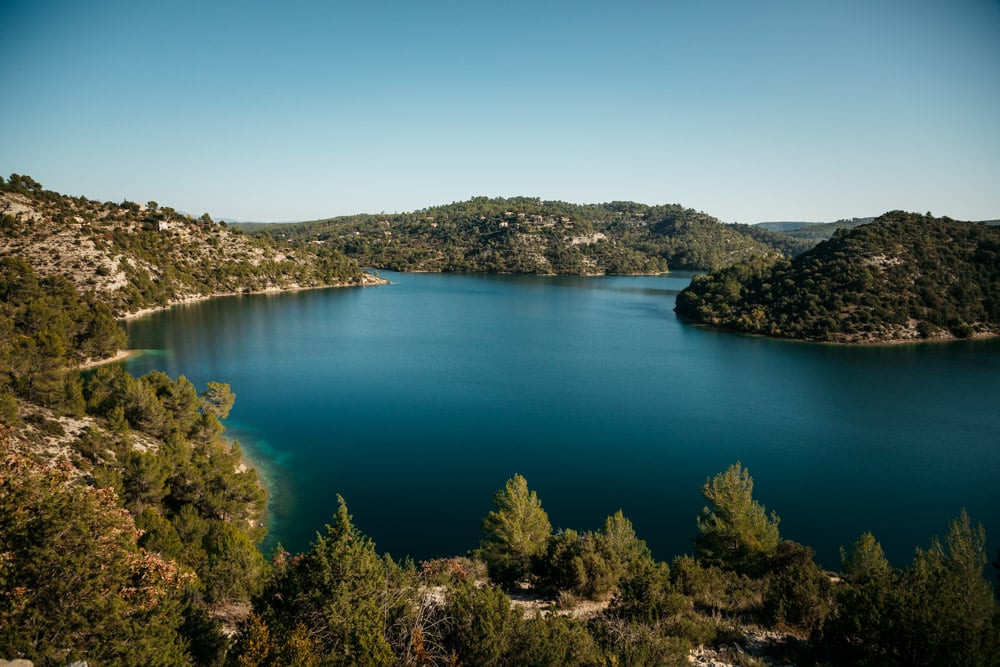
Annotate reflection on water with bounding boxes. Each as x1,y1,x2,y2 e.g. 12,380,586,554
125,272,1000,568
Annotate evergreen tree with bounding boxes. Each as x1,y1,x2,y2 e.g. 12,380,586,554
695,462,780,572
440,581,522,667
479,473,552,586
894,510,997,666
230,496,398,666
0,429,191,665
821,532,899,665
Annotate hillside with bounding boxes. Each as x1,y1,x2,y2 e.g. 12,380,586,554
252,197,806,274
756,216,1000,245
0,174,380,319
675,211,1000,343
2,177,998,663
756,217,876,243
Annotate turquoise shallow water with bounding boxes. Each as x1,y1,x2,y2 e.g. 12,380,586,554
124,272,1000,569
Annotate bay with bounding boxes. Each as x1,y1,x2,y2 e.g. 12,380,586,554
124,271,1000,569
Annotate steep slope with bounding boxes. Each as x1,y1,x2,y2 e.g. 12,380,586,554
675,211,1000,343
256,197,798,274
0,174,379,318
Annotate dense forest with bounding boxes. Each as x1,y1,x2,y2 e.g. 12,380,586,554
0,175,377,319
248,197,811,274
2,176,999,665
675,211,1000,343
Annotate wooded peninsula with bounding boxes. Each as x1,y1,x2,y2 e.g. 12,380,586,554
1,175,998,666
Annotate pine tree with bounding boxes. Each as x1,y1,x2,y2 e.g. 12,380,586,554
479,473,552,586
895,510,997,666
0,428,191,665
230,496,397,666
695,462,780,572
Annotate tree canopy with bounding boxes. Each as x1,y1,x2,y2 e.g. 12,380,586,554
695,462,781,572
480,473,553,586
676,212,1000,343
253,196,800,275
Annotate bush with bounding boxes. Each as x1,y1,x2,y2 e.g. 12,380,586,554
762,541,833,635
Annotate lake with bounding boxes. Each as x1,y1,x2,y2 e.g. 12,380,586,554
124,271,1000,569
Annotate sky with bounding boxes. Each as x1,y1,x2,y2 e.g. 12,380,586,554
1,0,998,223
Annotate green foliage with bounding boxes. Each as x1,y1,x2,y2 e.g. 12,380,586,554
892,510,997,666
589,616,691,667
540,510,652,600
513,614,604,667
840,531,893,582
676,212,1000,342
200,522,266,605
137,508,186,562
610,559,684,624
0,391,18,426
2,204,997,666
761,541,832,635
696,462,781,573
0,258,127,413
201,381,235,420
542,529,615,598
0,431,191,665
231,496,399,666
821,532,900,665
1,175,371,318
259,196,790,274
821,515,1000,666
479,473,553,586
80,366,267,609
440,581,523,667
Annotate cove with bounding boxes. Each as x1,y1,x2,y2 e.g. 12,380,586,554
123,272,1000,569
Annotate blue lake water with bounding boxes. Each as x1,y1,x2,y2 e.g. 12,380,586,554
124,271,1000,569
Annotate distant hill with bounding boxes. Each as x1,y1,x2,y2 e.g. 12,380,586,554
250,197,807,274
757,216,1000,245
675,211,1000,343
0,174,378,318
756,217,877,243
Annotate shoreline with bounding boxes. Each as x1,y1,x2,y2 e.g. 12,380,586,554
223,425,282,556
76,348,143,369
118,273,388,322
678,318,1000,347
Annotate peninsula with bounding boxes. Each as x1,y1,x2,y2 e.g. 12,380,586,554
674,211,1000,344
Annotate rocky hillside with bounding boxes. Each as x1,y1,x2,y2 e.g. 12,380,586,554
0,174,379,318
675,211,1000,343
253,197,805,274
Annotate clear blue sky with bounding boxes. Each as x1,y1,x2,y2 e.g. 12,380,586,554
2,0,998,223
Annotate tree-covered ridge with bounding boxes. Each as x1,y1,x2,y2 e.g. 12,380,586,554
675,211,1000,343
0,174,378,318
255,196,803,274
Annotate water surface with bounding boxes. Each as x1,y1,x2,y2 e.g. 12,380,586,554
125,272,1000,568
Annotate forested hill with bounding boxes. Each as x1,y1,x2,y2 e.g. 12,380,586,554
755,217,876,243
675,211,1000,343
251,197,808,274
0,174,378,319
